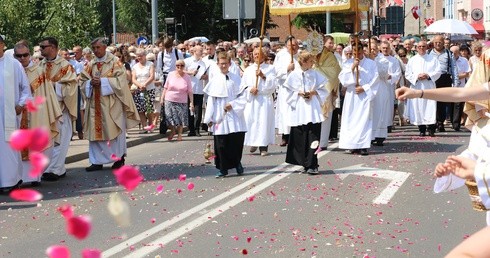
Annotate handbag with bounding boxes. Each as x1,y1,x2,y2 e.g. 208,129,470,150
159,104,168,134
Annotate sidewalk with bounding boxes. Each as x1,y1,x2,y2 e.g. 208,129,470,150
65,128,164,164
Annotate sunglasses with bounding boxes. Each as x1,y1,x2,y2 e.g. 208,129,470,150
15,53,30,58
39,44,52,49
244,59,250,62
398,55,406,57
175,64,184,67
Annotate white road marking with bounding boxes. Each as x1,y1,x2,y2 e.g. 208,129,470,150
122,165,302,258
334,164,412,204
103,145,339,257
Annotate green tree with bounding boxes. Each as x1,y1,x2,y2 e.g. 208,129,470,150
0,0,47,47
292,13,346,33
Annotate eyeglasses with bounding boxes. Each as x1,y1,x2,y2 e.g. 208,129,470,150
39,44,52,49
175,64,184,67
417,46,427,48
244,59,250,62
15,53,30,58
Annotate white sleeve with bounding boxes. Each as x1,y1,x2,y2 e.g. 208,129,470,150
101,78,114,96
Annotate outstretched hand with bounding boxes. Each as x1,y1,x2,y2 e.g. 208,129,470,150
395,87,416,101
445,155,476,181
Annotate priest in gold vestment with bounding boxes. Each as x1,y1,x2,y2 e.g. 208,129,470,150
79,38,139,172
315,35,341,150
14,42,62,186
38,37,78,181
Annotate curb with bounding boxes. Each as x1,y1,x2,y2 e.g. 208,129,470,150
65,133,165,164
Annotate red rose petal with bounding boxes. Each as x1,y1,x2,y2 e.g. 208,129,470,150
29,127,50,152
241,249,248,255
179,174,186,181
66,215,92,240
29,152,49,178
25,96,45,113
187,182,195,190
247,237,252,243
46,245,70,258
57,204,74,219
9,189,43,202
113,165,144,192
156,184,164,193
110,154,121,161
81,248,101,258
9,129,33,151
247,195,255,202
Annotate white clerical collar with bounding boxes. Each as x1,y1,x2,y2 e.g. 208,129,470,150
95,53,108,63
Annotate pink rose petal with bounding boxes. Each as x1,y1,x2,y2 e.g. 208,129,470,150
9,189,43,202
156,184,164,193
57,204,74,219
113,165,144,192
177,188,182,194
46,245,70,258
151,218,156,224
179,174,186,181
110,154,121,161
66,215,92,240
81,248,101,258
187,182,195,190
25,96,46,113
9,129,33,151
29,127,50,152
29,152,49,178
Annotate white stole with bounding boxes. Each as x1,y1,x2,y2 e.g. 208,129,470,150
3,56,16,141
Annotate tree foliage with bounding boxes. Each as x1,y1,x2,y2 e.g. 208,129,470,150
0,0,277,48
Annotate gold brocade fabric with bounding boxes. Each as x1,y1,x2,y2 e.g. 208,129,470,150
20,64,63,160
79,53,139,141
315,50,341,117
39,57,78,121
464,49,490,133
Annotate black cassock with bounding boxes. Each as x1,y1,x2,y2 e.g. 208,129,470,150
213,132,245,170
285,122,321,170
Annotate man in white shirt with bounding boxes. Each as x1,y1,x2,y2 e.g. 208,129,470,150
450,45,471,131
184,45,206,136
405,40,441,136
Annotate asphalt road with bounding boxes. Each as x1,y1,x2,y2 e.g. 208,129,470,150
0,125,484,258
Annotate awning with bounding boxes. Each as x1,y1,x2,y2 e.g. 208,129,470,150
471,23,485,32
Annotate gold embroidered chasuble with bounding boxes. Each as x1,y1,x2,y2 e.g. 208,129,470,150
464,48,490,136
20,63,63,160
39,56,78,121
315,50,341,117
79,52,139,141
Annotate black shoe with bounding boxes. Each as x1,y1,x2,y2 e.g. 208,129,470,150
30,181,41,187
42,172,60,181
437,125,445,132
387,126,393,133
195,131,202,137
85,164,103,172
236,163,244,175
429,130,435,137
360,149,369,156
59,172,66,178
373,138,384,146
307,168,319,175
419,132,426,137
187,131,196,137
112,156,125,169
215,170,228,178
279,140,287,147
452,124,460,131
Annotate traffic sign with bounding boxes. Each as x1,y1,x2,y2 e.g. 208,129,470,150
137,36,148,45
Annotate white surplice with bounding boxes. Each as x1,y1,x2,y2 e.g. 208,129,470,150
283,69,329,126
338,57,379,149
203,72,247,135
0,55,31,188
405,54,441,125
372,54,401,138
273,49,301,134
242,63,276,147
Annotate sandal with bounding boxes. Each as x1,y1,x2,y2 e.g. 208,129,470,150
167,132,175,141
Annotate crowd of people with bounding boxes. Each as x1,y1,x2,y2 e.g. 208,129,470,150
0,31,488,189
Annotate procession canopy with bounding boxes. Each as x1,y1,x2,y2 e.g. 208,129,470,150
268,0,371,15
